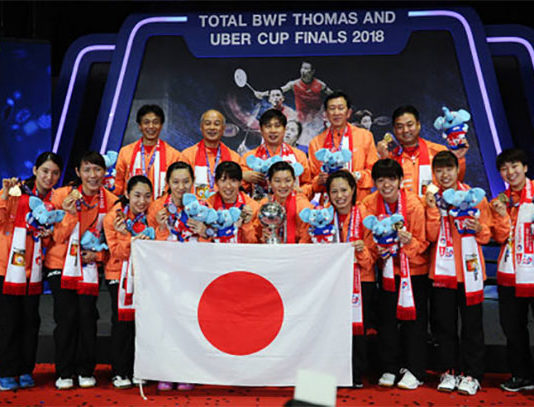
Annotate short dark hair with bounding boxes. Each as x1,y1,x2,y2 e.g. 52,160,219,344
267,160,295,180
136,104,165,125
324,90,351,111
166,161,194,185
215,161,242,182
392,105,419,123
259,109,287,128
78,151,106,171
496,148,528,170
432,150,459,170
371,159,404,181
326,170,357,205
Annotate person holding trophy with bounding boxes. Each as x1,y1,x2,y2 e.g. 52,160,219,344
257,161,312,244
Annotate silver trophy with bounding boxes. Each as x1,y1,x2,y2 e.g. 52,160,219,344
259,201,286,244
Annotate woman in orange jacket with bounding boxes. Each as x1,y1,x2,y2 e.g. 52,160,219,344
103,175,153,389
424,151,491,395
0,152,62,391
44,152,117,390
206,161,259,243
323,170,374,388
257,161,312,243
361,158,428,390
147,161,208,391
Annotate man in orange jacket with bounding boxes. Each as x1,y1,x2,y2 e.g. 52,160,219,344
377,105,467,197
308,91,378,201
181,109,245,201
114,104,181,199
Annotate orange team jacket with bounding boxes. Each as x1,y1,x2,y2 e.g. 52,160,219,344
44,186,117,270
206,192,260,243
425,188,493,282
0,190,54,277
391,138,466,196
114,139,182,197
308,124,378,200
102,202,135,280
243,143,312,190
181,141,245,174
360,191,429,276
333,204,375,282
146,193,210,242
490,179,534,265
257,193,313,243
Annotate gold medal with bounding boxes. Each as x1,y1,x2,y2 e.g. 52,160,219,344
497,193,509,204
383,133,393,143
8,185,21,197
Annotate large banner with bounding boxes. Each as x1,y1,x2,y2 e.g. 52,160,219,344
132,241,353,386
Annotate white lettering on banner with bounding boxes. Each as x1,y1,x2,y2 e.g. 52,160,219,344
362,11,396,24
258,32,290,45
199,14,248,28
293,12,359,26
199,11,397,47
295,31,348,45
210,32,252,46
252,13,288,27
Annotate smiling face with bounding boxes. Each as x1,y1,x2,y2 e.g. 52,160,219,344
261,117,285,149
269,170,295,202
216,174,240,204
393,113,421,148
138,112,163,145
326,96,352,131
168,168,193,205
126,182,152,215
76,161,105,196
434,165,459,190
499,161,528,191
375,176,401,204
33,160,61,195
200,110,225,147
328,177,354,215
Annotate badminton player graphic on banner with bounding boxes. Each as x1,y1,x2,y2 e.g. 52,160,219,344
131,241,353,386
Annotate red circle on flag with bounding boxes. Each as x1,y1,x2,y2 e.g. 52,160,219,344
197,271,284,356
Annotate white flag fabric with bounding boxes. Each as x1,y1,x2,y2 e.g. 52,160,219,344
131,241,353,386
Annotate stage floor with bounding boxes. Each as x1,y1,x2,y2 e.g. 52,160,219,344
1,364,534,406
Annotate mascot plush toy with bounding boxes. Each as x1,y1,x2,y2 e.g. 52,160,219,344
363,214,405,258
299,206,336,243
246,155,283,175
209,207,242,243
80,230,108,252
442,187,485,235
167,193,217,241
25,196,65,238
433,106,470,150
125,219,155,239
315,148,352,174
102,150,118,192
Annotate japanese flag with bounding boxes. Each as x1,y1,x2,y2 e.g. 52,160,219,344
132,241,353,386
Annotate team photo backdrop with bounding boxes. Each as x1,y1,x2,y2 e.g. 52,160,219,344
90,7,512,197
